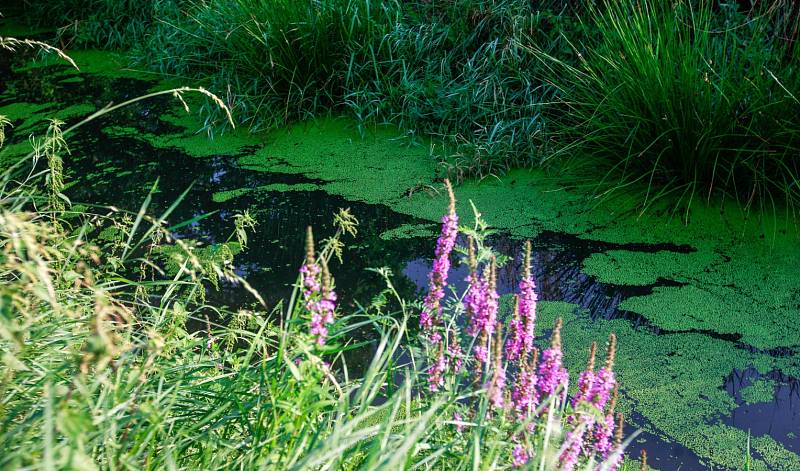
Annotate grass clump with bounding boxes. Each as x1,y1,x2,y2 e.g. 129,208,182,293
537,0,800,211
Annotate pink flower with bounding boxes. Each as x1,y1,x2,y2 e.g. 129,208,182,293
465,271,488,336
595,413,624,471
589,335,617,410
518,277,537,353
300,263,321,299
505,296,525,361
559,415,594,471
488,364,506,410
512,444,529,467
537,319,568,399
421,180,458,335
512,348,539,416
448,331,463,374
519,241,537,354
487,320,506,411
428,345,448,392
571,342,597,409
593,413,615,459
453,412,465,433
589,367,615,409
474,343,489,365
308,288,336,346
300,227,337,346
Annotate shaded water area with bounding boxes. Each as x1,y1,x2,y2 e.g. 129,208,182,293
2,51,799,470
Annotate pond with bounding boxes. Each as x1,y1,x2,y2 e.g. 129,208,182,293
2,44,799,470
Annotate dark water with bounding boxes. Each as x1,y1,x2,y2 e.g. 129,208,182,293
725,368,800,454
2,50,799,470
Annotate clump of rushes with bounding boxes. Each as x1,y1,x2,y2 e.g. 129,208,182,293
538,0,800,211
300,226,337,346
131,0,572,176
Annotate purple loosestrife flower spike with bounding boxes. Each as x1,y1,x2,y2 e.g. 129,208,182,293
571,342,597,409
485,260,499,337
593,414,625,471
421,179,458,336
300,226,335,346
300,227,321,301
592,384,619,459
428,342,448,392
537,318,568,400
474,331,489,370
590,334,617,410
465,270,487,336
464,237,479,330
505,296,524,362
469,263,497,339
597,413,626,471
559,415,594,471
309,260,337,346
453,412,465,433
512,347,539,418
519,241,537,354
488,320,505,411
448,330,463,374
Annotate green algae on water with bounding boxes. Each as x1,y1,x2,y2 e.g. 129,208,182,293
582,249,723,286
740,379,778,405
534,302,800,471
379,223,438,241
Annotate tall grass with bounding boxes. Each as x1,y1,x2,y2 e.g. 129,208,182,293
536,0,800,212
